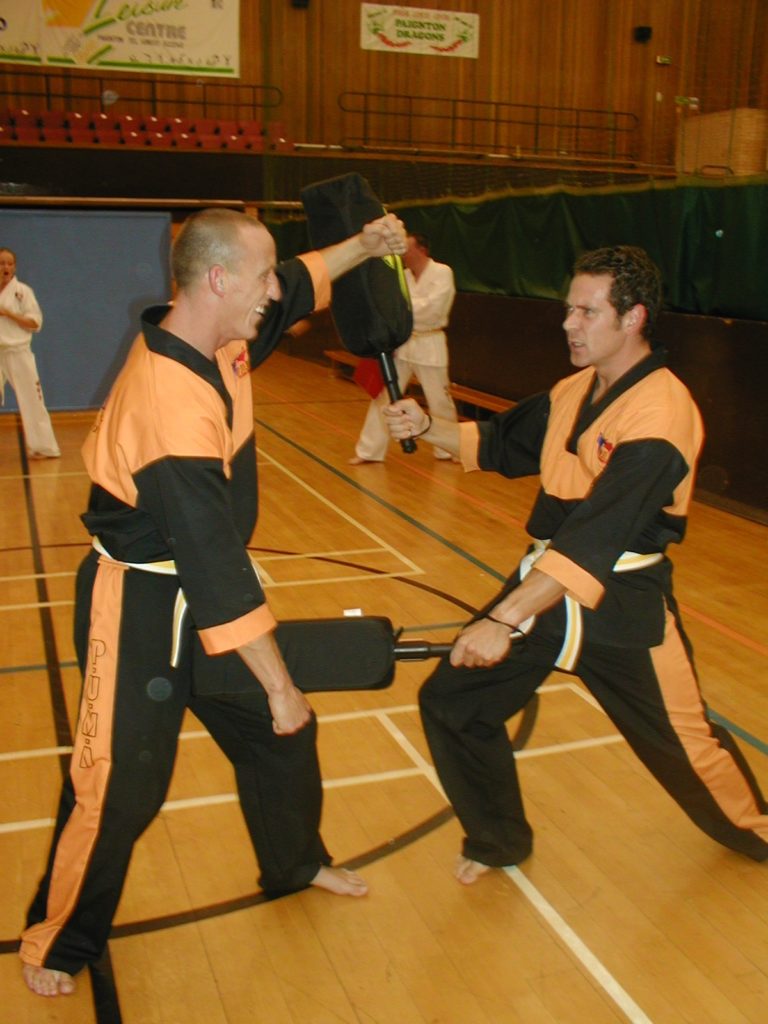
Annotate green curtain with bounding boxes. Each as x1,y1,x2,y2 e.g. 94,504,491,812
270,180,768,321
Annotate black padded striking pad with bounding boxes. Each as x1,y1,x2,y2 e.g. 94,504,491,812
301,173,412,356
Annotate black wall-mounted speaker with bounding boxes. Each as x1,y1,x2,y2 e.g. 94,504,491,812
292,0,310,8
633,26,652,43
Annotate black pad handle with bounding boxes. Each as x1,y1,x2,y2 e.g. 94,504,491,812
380,350,417,454
394,639,454,661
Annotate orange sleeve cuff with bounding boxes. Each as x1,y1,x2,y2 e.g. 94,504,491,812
535,549,604,609
198,604,277,655
298,251,331,311
458,421,482,470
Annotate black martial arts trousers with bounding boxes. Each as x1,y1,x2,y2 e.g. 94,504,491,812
420,605,768,867
21,550,330,975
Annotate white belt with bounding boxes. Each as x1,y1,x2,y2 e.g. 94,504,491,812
519,539,663,672
92,537,189,667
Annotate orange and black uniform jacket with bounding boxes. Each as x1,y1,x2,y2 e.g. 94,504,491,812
80,253,330,657
460,348,705,648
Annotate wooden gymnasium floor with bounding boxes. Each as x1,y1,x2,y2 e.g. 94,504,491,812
1,350,767,1024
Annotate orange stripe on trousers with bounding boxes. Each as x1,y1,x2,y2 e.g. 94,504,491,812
651,609,768,841
20,560,126,967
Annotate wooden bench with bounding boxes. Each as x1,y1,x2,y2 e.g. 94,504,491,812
448,383,515,414
324,348,360,375
324,350,514,414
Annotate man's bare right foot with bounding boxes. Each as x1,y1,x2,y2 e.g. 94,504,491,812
454,855,492,885
22,964,75,997
311,865,369,896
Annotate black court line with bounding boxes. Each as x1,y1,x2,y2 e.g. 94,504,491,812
17,439,72,760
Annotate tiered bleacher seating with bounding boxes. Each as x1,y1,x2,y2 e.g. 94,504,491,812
0,108,277,152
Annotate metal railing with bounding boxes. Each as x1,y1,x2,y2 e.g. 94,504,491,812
339,91,640,164
0,68,282,121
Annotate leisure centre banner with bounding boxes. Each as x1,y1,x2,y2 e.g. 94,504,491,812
0,1,240,77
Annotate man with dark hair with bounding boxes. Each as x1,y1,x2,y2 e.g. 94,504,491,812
21,207,407,997
350,231,458,463
385,244,768,882
573,244,663,334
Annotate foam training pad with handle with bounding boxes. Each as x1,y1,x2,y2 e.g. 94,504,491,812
301,172,413,359
191,616,453,695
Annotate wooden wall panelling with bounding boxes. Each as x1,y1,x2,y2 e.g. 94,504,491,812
0,0,766,169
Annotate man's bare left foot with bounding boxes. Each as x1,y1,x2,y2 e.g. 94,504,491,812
22,964,75,997
311,866,369,896
454,855,492,885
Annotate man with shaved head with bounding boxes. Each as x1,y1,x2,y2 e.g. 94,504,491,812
21,206,406,997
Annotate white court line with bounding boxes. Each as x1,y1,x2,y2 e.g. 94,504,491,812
255,546,384,563
379,708,655,1024
0,817,56,834
517,734,625,758
254,569,422,589
257,446,424,577
0,571,77,583
506,869,654,1024
0,470,89,481
0,600,74,611
0,745,72,762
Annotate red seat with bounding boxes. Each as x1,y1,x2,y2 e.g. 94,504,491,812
90,112,115,130
220,134,248,150
8,108,39,128
121,130,148,146
64,111,90,130
141,115,169,133
12,125,42,143
145,131,174,147
115,114,141,133
216,119,241,136
94,128,124,147
223,134,264,152
266,121,294,151
190,118,219,135
68,127,96,144
165,116,194,134
194,133,222,149
40,110,69,129
172,132,200,149
238,119,264,139
40,127,70,144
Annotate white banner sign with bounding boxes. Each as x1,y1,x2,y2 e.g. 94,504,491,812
361,3,479,59
0,1,240,77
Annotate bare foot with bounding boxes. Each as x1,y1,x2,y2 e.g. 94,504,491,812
28,451,61,460
454,855,492,885
348,456,382,465
311,865,369,896
22,964,75,997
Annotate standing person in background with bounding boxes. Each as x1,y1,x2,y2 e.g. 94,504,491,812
350,232,458,463
0,248,60,460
